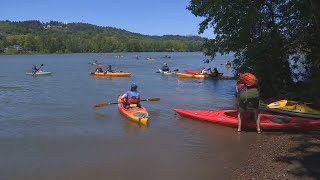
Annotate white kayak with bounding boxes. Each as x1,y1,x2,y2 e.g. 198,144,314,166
26,71,52,75
158,69,175,75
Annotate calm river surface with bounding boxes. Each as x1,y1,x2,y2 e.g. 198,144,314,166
0,52,259,180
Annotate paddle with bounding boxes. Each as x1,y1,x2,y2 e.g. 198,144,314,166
33,64,43,75
267,100,288,108
95,97,160,108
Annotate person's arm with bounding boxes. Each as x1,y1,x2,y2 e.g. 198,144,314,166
120,93,127,102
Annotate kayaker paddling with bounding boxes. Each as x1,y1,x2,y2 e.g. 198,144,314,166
161,63,170,72
200,67,208,75
120,83,141,109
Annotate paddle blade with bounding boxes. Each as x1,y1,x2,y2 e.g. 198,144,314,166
267,100,288,108
146,97,160,101
94,103,110,108
173,69,179,71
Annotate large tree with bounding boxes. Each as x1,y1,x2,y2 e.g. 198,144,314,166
188,0,320,101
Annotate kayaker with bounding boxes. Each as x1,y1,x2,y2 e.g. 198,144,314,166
235,73,261,133
106,65,113,72
161,63,170,71
32,65,39,73
211,68,220,77
226,61,232,67
200,67,208,75
96,64,103,72
120,83,141,109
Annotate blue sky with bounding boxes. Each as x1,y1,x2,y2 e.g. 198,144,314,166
1,0,213,38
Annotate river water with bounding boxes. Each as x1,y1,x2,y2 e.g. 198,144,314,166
0,52,258,180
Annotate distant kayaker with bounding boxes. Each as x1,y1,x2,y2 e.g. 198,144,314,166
235,73,261,133
120,83,141,109
32,65,39,73
203,59,210,63
200,67,208,75
211,68,220,77
106,65,113,72
96,64,103,72
161,63,170,71
226,61,232,67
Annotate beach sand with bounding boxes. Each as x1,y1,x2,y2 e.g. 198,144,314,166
232,131,320,180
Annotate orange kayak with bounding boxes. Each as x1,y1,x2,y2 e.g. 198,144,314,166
176,72,236,80
118,97,149,125
176,72,206,79
90,71,131,77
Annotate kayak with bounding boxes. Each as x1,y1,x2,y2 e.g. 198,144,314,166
147,58,156,60
158,69,175,75
184,70,200,75
26,71,52,75
173,108,320,131
90,71,131,77
118,97,149,125
176,72,206,79
176,72,236,80
88,62,98,66
260,101,320,119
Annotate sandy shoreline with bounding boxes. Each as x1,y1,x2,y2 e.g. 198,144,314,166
232,131,320,180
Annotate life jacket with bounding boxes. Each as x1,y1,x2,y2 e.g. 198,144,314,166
126,91,140,104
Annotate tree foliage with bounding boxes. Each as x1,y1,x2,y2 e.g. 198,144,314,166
188,0,320,103
0,20,204,54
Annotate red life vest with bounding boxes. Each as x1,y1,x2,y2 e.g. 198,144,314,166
126,91,140,104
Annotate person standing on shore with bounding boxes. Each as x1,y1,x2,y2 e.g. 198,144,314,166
235,73,261,133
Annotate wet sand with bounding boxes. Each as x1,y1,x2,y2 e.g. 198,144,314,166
232,131,320,180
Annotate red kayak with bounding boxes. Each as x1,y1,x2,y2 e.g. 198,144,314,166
173,108,320,131
184,70,200,75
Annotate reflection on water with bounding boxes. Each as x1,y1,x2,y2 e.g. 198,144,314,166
0,52,256,180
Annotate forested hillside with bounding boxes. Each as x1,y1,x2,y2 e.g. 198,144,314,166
0,20,204,54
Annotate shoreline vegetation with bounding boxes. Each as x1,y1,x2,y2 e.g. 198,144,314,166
0,20,204,55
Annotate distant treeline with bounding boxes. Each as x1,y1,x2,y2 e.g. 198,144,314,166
0,20,204,54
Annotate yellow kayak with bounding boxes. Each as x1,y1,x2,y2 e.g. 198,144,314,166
261,100,320,119
90,71,131,77
118,97,149,125
176,72,206,79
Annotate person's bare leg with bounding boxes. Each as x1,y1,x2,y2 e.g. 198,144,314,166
237,111,242,132
255,111,261,133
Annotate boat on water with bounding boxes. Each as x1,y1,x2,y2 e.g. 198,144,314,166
90,71,131,77
158,69,176,75
26,71,52,75
176,72,236,80
118,97,149,125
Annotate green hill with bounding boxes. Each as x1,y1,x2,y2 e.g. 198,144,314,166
0,20,205,54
